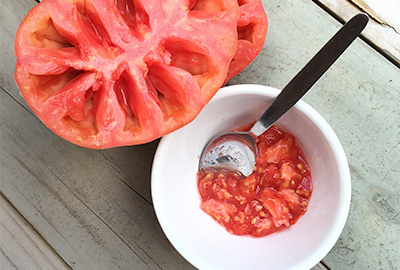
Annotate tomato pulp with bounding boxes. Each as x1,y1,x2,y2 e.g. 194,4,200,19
198,126,312,237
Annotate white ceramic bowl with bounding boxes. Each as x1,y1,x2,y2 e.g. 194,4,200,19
151,84,351,270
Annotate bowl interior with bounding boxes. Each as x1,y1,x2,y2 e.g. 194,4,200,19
152,84,350,270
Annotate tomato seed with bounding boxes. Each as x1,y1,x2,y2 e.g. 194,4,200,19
224,191,233,199
251,216,260,225
297,163,304,170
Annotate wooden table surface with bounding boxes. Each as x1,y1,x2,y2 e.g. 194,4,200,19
1,0,399,269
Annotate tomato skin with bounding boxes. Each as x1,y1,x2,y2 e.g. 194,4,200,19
14,0,240,148
225,0,268,83
198,125,312,237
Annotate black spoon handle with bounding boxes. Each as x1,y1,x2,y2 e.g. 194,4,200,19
250,13,369,137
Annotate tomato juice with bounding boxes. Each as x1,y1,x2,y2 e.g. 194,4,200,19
197,125,312,237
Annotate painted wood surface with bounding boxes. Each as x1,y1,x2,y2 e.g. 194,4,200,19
1,0,399,270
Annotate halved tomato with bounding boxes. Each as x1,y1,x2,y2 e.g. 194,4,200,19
14,0,239,148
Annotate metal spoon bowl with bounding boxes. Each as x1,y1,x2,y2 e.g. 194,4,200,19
199,13,369,177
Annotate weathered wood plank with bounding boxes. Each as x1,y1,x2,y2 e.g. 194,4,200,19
314,0,400,65
0,194,70,270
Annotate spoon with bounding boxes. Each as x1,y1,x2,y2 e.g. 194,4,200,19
199,13,369,177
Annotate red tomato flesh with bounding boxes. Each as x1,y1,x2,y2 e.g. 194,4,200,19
198,125,312,237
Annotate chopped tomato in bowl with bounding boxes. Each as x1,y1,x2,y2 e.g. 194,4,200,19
152,84,351,270
198,125,313,237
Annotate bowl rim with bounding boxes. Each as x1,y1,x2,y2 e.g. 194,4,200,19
151,84,351,270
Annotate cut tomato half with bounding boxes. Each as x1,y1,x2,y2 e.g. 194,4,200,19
14,0,239,148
